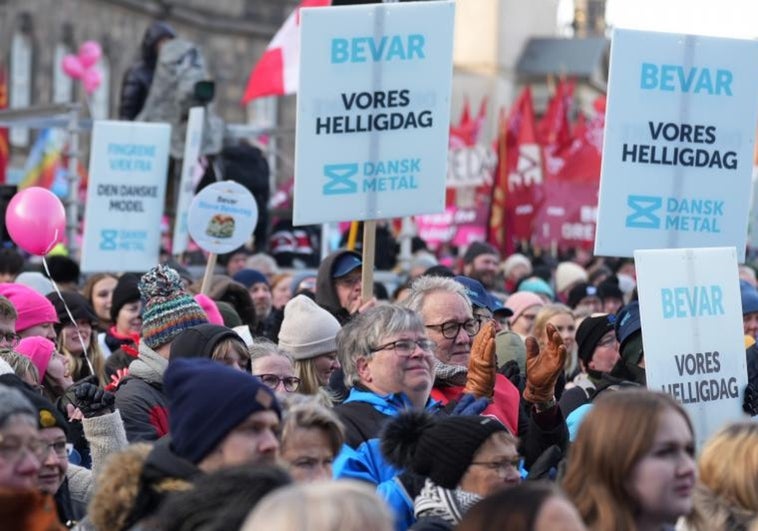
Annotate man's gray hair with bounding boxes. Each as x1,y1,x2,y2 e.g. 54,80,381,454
402,275,472,317
338,305,425,388
0,384,36,429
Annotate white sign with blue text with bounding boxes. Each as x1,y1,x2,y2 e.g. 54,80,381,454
81,121,170,272
293,1,455,225
595,29,758,261
635,247,747,446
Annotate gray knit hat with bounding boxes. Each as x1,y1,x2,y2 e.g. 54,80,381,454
278,295,341,360
0,384,36,428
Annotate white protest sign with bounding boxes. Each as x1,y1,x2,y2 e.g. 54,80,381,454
172,107,205,256
635,247,747,446
81,121,170,272
187,181,258,254
293,1,455,225
595,29,758,262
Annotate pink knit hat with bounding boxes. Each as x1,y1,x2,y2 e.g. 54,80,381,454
505,292,545,324
194,294,224,326
0,283,59,332
16,336,55,381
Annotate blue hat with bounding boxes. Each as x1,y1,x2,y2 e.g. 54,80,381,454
233,268,269,288
332,252,362,278
490,297,514,317
615,301,641,349
165,358,281,464
454,275,492,310
741,280,758,315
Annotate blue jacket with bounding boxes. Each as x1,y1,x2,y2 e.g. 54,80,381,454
334,388,440,531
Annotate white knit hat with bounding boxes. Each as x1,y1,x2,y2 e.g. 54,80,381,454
555,262,588,294
278,295,341,360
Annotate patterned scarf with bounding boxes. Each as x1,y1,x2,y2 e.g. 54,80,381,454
432,358,468,387
414,478,482,526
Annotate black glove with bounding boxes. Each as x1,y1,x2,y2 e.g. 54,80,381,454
743,383,758,416
525,444,563,481
73,382,115,418
498,359,525,394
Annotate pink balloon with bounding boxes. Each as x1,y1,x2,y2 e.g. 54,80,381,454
6,187,66,256
78,41,102,69
82,67,102,95
61,54,85,79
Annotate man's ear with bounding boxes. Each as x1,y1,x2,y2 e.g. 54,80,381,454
356,356,372,383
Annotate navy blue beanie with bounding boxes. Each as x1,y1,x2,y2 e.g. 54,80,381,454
164,358,281,463
740,280,758,315
232,268,268,288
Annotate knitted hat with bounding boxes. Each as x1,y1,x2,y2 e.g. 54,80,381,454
576,314,616,365
597,278,624,302
0,375,68,435
110,273,141,323
555,262,588,294
0,283,59,333
0,380,35,428
47,291,98,333
139,265,208,349
567,283,600,309
502,253,532,279
278,295,341,360
462,242,498,265
741,280,758,315
495,331,527,373
164,358,281,463
381,411,507,489
232,269,268,289
169,324,245,361
16,337,56,381
506,292,544,324
517,277,555,300
615,301,641,350
194,294,224,326
216,301,243,328
14,272,54,295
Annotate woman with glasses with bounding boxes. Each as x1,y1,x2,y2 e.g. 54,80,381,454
381,410,521,530
249,340,301,394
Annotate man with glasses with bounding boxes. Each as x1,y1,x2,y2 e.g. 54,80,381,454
404,276,568,472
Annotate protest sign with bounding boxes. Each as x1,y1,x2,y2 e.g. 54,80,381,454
635,247,747,446
81,121,170,272
172,107,205,256
595,29,758,261
293,1,455,225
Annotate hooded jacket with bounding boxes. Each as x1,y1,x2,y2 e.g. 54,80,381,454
169,323,244,361
114,343,169,442
316,249,362,325
118,21,176,120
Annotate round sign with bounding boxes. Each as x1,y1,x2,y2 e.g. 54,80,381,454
187,181,258,254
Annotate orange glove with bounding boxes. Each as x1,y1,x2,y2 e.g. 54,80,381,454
464,320,496,399
524,323,567,404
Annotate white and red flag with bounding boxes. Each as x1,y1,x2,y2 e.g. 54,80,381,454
241,0,331,103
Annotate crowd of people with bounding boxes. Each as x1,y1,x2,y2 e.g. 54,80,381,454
0,239,757,531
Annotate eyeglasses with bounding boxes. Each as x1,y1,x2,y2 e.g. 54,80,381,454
370,339,436,356
255,374,301,392
0,434,47,463
0,332,20,348
41,440,68,460
596,334,618,349
335,273,362,288
426,319,481,339
470,458,522,476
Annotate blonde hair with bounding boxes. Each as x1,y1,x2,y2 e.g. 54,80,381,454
242,480,393,531
562,390,694,531
0,348,39,384
699,422,758,510
57,330,106,385
281,401,345,456
532,303,577,372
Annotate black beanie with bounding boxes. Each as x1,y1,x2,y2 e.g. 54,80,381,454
576,314,616,365
47,291,98,333
381,411,507,489
110,273,141,323
169,324,245,361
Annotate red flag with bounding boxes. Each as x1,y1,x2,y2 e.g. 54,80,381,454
0,64,8,184
449,97,488,148
546,96,605,185
488,88,544,254
538,79,574,149
241,0,331,103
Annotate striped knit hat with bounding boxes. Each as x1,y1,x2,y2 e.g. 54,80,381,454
139,265,208,349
